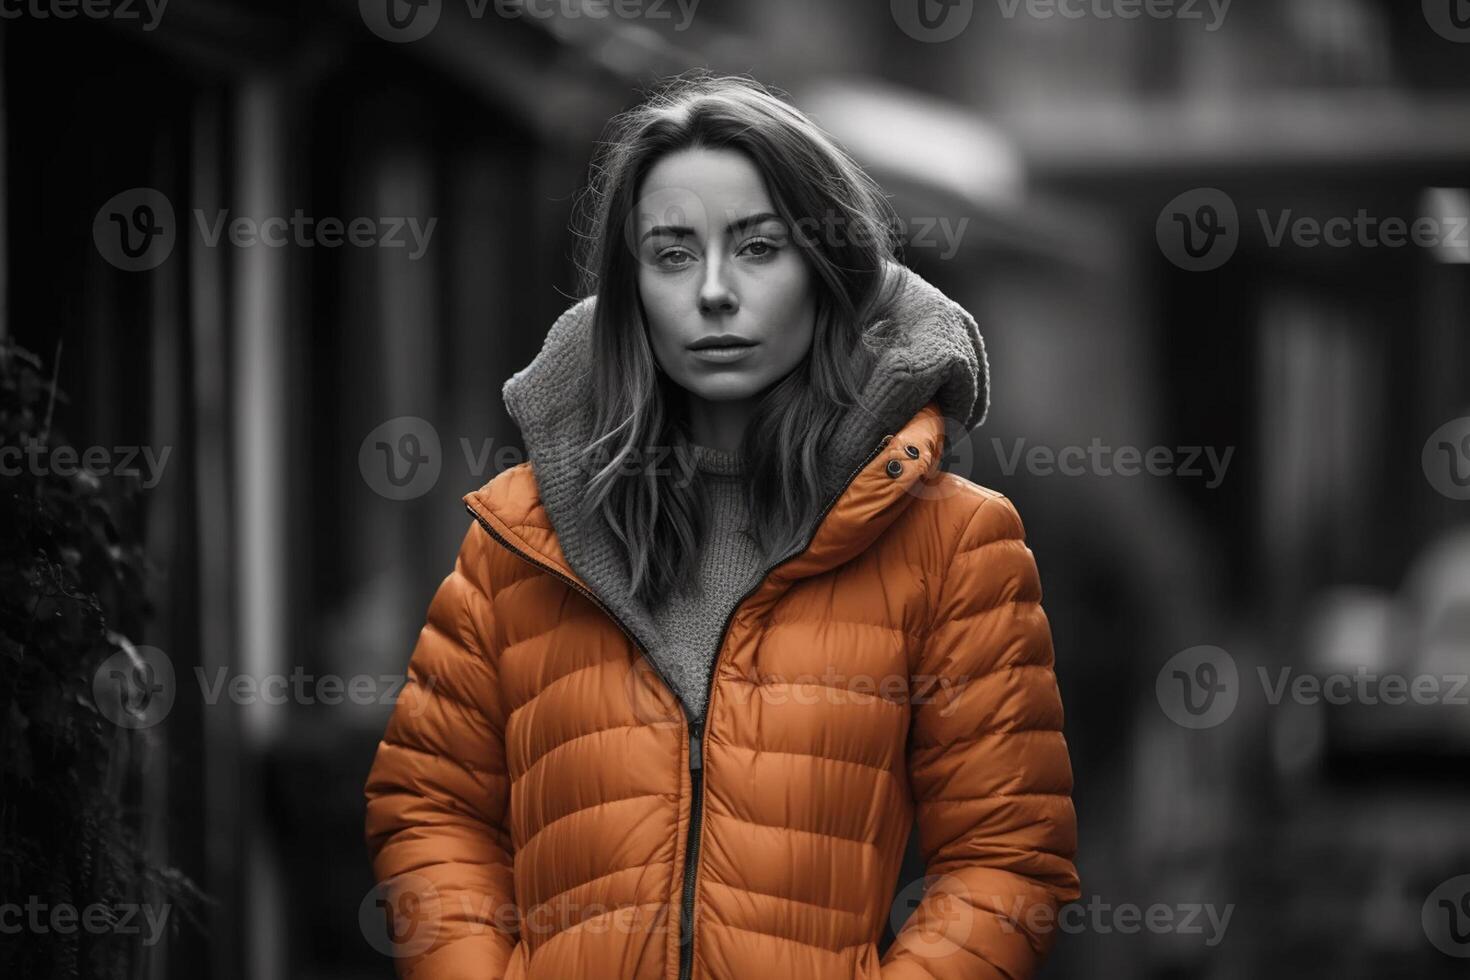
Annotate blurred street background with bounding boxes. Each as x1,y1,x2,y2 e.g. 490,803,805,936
4,1,1470,977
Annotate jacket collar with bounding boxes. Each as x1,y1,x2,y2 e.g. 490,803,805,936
465,261,988,676
465,400,951,585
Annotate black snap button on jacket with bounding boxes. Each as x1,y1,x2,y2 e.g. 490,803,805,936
886,459,904,478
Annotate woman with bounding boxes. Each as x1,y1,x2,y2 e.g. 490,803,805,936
364,73,1078,980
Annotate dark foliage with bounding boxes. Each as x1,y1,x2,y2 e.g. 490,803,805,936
0,340,207,979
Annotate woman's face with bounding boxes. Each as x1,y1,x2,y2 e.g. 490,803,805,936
634,147,816,406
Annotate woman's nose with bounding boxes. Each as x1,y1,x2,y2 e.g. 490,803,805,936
699,257,739,315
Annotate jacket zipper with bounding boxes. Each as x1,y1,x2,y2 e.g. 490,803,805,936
676,433,891,980
466,432,893,980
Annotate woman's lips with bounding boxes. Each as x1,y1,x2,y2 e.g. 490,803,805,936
689,343,759,364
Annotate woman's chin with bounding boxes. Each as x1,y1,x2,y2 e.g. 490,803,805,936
683,374,770,403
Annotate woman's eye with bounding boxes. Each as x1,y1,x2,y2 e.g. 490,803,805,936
655,247,696,269
739,238,780,259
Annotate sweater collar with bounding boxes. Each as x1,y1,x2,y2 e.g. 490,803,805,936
467,261,989,675
690,444,746,478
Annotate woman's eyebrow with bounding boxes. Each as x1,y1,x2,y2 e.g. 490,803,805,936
641,223,695,242
723,211,783,234
640,211,784,243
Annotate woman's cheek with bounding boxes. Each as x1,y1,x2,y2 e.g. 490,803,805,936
766,259,816,345
637,277,685,349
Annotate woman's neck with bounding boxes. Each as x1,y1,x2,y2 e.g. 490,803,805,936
684,392,760,453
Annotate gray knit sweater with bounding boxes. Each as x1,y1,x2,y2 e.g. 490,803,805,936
647,444,765,721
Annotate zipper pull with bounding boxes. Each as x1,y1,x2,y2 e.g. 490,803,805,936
689,723,703,772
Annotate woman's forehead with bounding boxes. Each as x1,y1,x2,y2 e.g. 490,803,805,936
637,148,778,236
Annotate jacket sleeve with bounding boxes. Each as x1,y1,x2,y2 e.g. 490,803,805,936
883,493,1080,980
364,520,519,979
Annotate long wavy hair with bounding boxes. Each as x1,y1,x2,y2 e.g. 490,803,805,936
572,71,906,609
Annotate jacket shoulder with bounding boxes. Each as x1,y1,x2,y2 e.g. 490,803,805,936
463,461,552,536
915,472,1029,551
459,461,569,589
904,475,1041,641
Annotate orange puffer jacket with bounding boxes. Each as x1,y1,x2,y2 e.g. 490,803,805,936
365,265,1079,980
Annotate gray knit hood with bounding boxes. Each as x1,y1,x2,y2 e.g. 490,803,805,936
500,260,989,701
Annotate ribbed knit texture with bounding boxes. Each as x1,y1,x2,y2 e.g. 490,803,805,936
647,444,765,721
501,260,989,718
